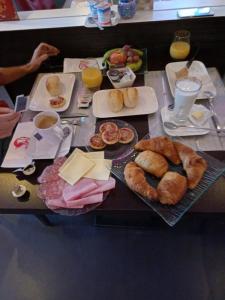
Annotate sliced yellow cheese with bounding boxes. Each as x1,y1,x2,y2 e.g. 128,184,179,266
59,148,104,173
59,151,95,185
191,111,204,120
84,159,112,181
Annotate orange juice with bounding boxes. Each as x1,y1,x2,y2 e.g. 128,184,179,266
170,41,190,60
82,67,103,89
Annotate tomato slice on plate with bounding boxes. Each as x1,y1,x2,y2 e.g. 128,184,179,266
99,122,118,134
89,133,106,150
119,127,134,144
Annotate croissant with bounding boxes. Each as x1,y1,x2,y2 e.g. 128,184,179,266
135,150,168,178
124,162,158,201
174,142,207,189
135,136,181,165
157,171,187,205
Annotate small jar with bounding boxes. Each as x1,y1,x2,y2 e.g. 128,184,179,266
118,0,136,19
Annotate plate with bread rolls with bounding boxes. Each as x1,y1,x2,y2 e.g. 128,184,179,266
111,135,225,226
29,73,76,112
92,86,158,118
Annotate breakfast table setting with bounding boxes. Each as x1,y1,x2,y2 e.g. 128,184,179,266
0,48,225,227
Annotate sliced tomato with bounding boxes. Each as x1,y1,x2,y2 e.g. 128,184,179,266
49,96,65,108
89,134,106,150
99,122,118,134
118,127,134,144
101,129,120,145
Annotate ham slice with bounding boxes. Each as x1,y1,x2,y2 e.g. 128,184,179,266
86,177,116,196
65,193,104,209
63,178,98,201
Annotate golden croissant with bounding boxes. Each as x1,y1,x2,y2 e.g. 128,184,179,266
135,136,181,165
174,142,207,189
124,162,158,201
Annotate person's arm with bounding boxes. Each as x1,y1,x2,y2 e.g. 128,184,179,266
0,42,60,85
0,107,21,139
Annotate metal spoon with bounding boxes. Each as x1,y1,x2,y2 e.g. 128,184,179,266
61,119,81,126
163,121,224,133
87,16,104,31
54,126,71,158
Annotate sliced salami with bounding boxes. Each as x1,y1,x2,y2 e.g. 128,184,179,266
38,157,66,183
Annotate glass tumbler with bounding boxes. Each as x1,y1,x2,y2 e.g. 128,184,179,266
173,77,202,124
118,0,136,19
170,30,191,60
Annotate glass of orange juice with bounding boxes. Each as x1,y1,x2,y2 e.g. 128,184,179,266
81,67,103,90
170,30,191,60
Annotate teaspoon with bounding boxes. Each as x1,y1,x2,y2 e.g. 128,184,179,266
163,121,224,133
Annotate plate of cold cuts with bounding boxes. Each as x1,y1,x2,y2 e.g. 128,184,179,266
37,157,116,215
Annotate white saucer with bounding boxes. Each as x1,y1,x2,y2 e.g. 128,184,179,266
161,104,211,137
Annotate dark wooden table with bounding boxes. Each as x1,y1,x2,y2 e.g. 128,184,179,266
1,74,225,226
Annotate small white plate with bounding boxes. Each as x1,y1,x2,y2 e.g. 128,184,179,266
92,86,158,118
161,104,210,136
29,73,76,112
165,60,216,99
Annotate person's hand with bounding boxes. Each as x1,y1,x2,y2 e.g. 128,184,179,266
0,107,21,139
28,42,60,73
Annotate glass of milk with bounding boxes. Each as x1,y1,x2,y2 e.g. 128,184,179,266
173,77,202,124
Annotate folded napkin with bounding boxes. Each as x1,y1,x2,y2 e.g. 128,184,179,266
1,122,72,168
63,58,105,73
37,157,116,212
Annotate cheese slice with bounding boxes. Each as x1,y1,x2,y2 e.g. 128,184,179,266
59,151,95,185
59,149,104,173
84,159,112,181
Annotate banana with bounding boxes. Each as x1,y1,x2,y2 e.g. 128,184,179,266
126,58,143,72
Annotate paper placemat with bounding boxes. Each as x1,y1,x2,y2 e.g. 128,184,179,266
145,68,225,151
21,72,96,148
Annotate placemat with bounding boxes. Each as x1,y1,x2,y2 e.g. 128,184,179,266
145,68,225,151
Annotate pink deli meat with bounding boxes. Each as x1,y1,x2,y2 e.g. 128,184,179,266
37,157,116,211
63,178,98,201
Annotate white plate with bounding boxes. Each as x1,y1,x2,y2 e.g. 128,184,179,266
165,60,216,99
92,86,158,118
161,104,210,137
29,73,76,112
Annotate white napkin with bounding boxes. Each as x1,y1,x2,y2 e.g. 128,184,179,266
1,122,73,168
63,58,105,73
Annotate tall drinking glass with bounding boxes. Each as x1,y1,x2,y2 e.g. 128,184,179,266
170,30,191,60
173,77,202,124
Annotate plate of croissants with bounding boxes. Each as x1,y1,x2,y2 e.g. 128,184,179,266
111,135,225,226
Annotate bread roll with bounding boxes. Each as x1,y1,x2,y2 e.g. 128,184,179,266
108,90,124,112
46,75,61,96
135,150,168,178
123,87,138,108
157,171,187,205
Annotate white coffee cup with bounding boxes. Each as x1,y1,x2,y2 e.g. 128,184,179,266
173,77,202,124
33,110,63,144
